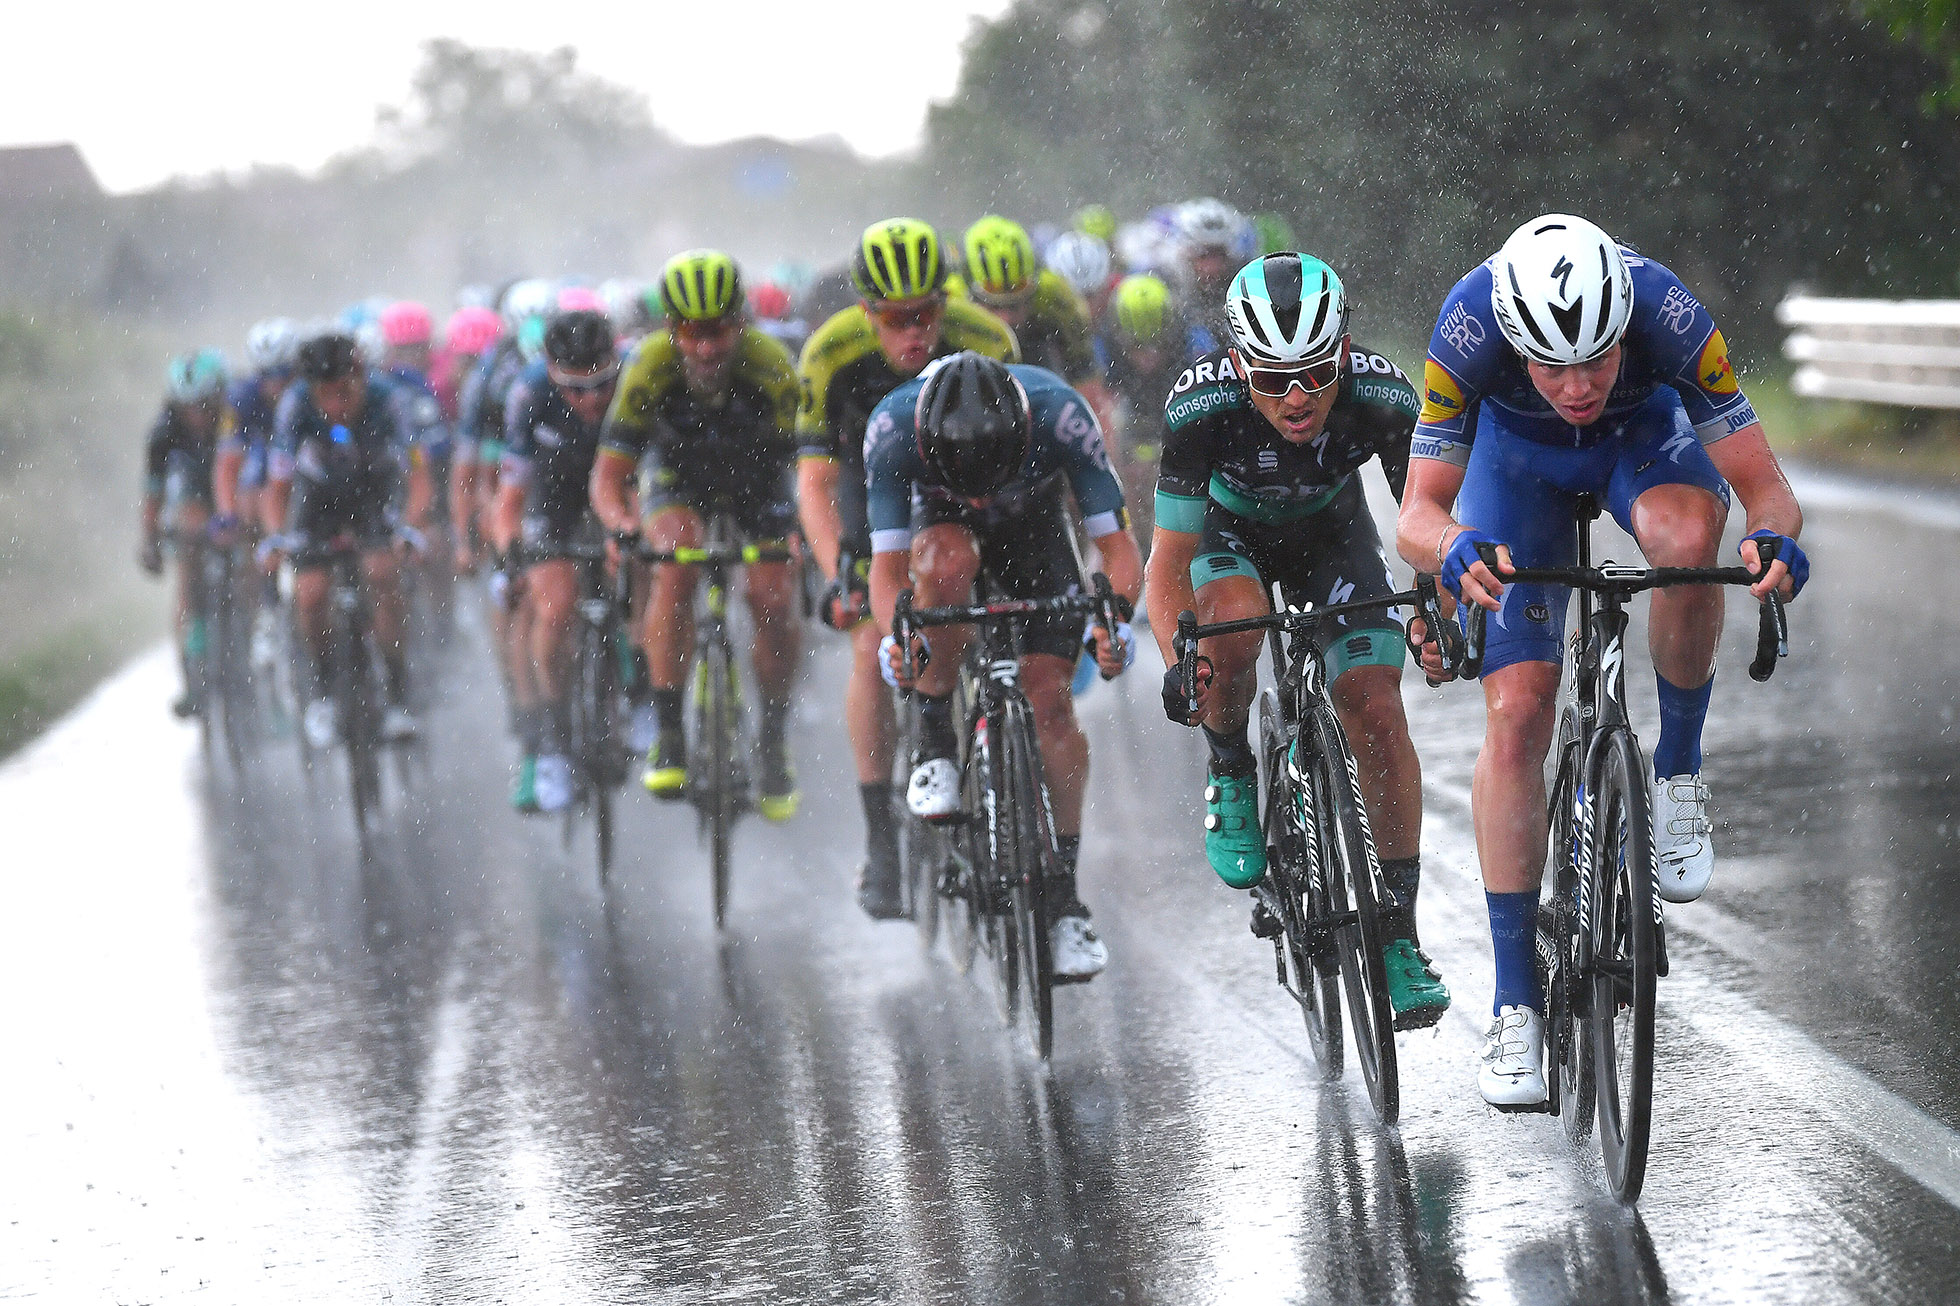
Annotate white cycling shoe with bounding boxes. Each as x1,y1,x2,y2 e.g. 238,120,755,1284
1479,1005,1548,1108
1653,772,1715,903
303,699,339,751
906,757,961,821
534,754,574,813
627,703,659,756
381,704,421,743
1050,913,1109,980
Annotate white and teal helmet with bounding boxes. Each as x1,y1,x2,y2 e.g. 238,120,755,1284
1223,252,1349,366
1489,214,1633,365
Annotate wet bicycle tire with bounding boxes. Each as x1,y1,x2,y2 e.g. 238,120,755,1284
1002,700,1055,1061
698,637,736,930
1261,690,1341,1079
1589,729,1657,1204
1542,707,1594,1143
1305,701,1399,1125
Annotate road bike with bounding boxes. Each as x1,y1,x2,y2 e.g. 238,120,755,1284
643,514,793,929
1459,497,1789,1202
892,573,1126,1060
199,535,264,774
1173,575,1463,1125
892,687,947,949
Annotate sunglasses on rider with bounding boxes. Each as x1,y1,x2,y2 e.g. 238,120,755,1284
548,360,620,392
868,297,945,332
1242,356,1342,399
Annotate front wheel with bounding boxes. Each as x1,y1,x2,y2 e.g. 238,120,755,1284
1588,729,1658,1203
1000,701,1056,1060
1261,690,1341,1078
692,638,738,929
1305,701,1398,1125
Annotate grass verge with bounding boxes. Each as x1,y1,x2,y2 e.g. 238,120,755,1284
0,615,164,761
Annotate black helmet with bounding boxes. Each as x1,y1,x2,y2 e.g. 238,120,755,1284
914,353,1030,498
543,309,616,372
298,331,361,382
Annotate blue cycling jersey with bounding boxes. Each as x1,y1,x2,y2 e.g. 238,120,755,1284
864,363,1128,555
1411,249,1760,467
386,363,451,463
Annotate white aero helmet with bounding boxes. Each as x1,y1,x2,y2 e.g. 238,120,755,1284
1489,214,1633,365
1176,196,1246,253
245,317,299,372
1224,252,1349,366
500,277,554,331
1044,231,1112,298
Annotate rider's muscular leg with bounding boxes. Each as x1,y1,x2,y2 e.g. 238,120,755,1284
641,509,701,691
1024,655,1088,836
847,621,895,783
1472,661,1562,893
909,525,981,700
363,550,410,701
744,561,801,701
526,560,577,700
1633,485,1726,689
294,568,333,691
1330,665,1422,862
1195,576,1267,761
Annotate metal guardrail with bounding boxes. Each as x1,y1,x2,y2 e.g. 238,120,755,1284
1777,295,1960,409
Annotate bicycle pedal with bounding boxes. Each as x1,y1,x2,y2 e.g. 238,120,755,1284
1488,1098,1556,1116
1050,971,1095,987
1655,918,1671,978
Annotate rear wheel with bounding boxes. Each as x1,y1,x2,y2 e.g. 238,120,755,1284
1589,729,1658,1203
1306,702,1398,1125
1261,691,1341,1079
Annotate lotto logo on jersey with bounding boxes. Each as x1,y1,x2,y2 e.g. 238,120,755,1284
1420,359,1465,424
1697,329,1739,396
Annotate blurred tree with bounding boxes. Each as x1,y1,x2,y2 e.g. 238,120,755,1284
1861,0,1960,109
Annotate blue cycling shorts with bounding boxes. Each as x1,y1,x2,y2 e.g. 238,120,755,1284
1456,388,1731,678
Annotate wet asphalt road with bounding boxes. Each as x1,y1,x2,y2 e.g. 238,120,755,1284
6,468,1960,1304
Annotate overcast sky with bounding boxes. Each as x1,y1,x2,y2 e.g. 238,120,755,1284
4,1,1013,194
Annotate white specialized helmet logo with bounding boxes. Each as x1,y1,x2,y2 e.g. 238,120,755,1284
1489,213,1633,366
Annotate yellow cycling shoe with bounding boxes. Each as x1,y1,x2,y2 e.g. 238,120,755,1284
755,743,798,822
641,735,687,799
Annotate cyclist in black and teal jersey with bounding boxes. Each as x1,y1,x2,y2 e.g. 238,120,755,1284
867,353,1142,974
140,348,233,719
593,249,805,821
796,218,1019,917
1145,252,1450,1030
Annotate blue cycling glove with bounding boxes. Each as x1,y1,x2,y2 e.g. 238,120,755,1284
1741,530,1808,597
1441,528,1502,600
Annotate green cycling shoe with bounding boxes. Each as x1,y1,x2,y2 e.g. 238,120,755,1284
1204,766,1266,889
1382,937,1450,1030
509,754,540,815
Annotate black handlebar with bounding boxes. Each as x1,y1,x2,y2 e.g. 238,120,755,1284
891,572,1125,683
1457,538,1787,683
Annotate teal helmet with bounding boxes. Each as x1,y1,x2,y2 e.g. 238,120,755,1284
166,348,227,403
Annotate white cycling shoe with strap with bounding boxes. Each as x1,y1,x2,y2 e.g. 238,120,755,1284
1653,772,1715,903
1479,1005,1548,1108
906,756,961,822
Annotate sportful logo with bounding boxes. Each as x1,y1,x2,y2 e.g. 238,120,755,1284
1658,285,1700,336
1441,303,1487,357
1257,448,1279,472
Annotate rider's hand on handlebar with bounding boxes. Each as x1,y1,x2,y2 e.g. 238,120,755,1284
879,632,929,689
1407,610,1457,683
1087,620,1136,680
822,577,870,631
1160,661,1213,726
1442,528,1511,611
1740,529,1807,601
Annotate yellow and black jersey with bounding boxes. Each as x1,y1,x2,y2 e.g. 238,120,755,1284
600,326,800,466
947,268,1096,387
794,299,1019,474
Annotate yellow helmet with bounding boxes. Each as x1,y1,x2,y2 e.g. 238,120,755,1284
1114,274,1174,343
851,218,945,302
963,216,1037,303
660,249,744,322
1074,204,1118,245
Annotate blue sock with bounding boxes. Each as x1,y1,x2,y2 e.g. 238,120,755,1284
1486,890,1543,1015
1653,671,1714,781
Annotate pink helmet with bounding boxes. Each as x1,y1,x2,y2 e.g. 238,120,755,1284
556,286,605,314
444,306,502,355
379,300,433,348
748,281,792,320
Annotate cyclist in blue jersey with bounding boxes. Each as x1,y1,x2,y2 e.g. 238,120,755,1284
867,353,1142,975
1395,214,1807,1106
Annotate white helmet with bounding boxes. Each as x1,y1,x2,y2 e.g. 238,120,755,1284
245,317,299,372
1044,232,1112,298
1489,214,1633,365
1176,197,1248,253
500,277,554,331
1114,220,1169,275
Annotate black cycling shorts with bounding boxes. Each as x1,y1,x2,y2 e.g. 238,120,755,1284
641,452,798,543
1192,477,1406,679
913,482,1088,663
287,477,394,567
